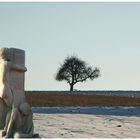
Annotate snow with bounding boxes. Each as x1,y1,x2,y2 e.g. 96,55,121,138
32,107,140,138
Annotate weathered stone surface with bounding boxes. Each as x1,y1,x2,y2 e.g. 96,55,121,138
4,102,34,138
9,48,26,107
0,99,9,129
0,47,35,138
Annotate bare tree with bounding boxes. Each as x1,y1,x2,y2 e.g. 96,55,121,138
55,56,100,91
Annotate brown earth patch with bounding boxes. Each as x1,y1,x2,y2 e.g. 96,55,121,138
25,91,140,107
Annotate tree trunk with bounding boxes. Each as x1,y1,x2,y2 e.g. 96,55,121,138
70,84,74,91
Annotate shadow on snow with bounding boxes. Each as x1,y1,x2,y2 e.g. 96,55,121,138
32,106,140,117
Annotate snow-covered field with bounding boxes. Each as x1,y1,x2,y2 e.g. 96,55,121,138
32,107,140,138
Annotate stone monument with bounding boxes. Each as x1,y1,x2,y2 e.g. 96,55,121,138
0,48,35,138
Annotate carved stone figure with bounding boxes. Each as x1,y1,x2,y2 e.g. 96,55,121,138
3,102,34,138
0,48,36,138
0,48,27,108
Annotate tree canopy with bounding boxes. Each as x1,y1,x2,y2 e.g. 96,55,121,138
55,56,100,91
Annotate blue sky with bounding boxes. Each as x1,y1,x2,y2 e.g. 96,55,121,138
0,2,140,90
